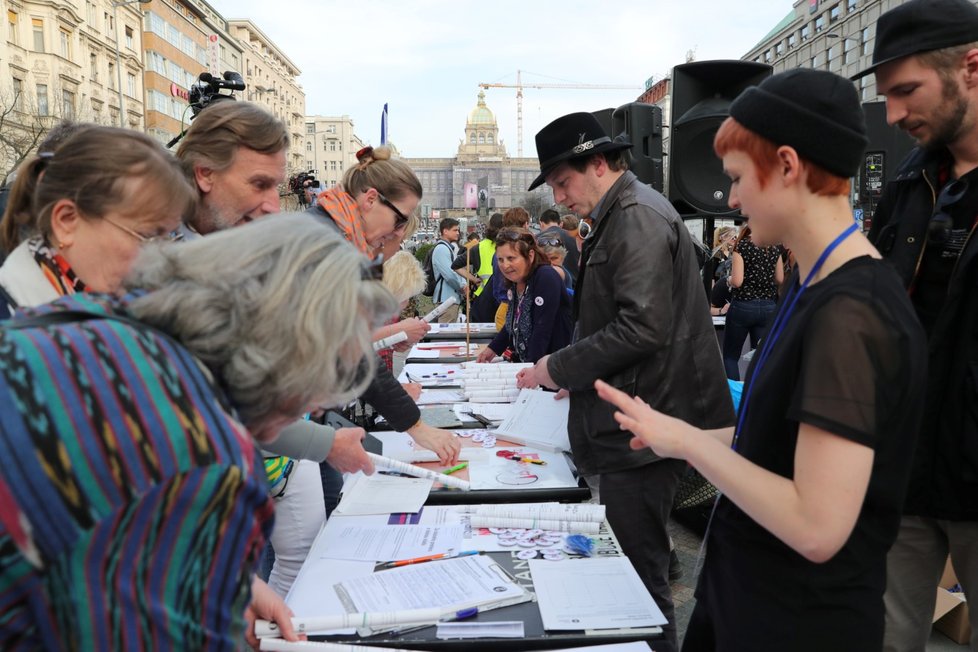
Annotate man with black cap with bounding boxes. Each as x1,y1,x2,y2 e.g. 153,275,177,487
853,0,978,648
516,112,733,652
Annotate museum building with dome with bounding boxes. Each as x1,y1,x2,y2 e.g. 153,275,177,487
402,92,552,217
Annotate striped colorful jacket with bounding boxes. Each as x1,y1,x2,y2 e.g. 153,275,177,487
0,293,273,650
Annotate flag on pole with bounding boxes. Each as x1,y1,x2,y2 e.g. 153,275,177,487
380,103,389,145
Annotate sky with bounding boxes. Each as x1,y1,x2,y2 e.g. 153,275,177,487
207,0,793,159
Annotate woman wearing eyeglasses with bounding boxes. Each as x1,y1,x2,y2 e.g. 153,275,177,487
596,70,928,650
536,235,574,294
310,146,415,253
476,227,572,364
0,126,190,318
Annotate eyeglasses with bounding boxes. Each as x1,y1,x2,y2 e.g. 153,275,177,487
362,253,384,281
103,216,181,244
928,178,969,247
376,192,410,228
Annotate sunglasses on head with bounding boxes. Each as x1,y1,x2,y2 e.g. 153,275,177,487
928,178,969,248
377,192,409,228
497,229,535,245
536,236,564,248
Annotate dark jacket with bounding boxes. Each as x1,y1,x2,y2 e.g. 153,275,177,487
309,205,421,431
547,171,734,475
487,264,572,363
869,147,978,520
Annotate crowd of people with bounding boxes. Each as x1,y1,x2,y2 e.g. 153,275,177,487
0,0,974,649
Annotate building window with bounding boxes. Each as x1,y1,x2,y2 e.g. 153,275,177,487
470,133,476,144
90,53,98,80
327,124,336,133
801,24,811,40
478,132,485,144
330,161,338,171
848,0,858,10
764,49,773,63
127,72,136,97
12,78,23,110
125,25,133,49
305,141,312,152
815,14,825,32
488,133,494,144
829,4,841,22
32,18,44,52
827,46,836,68
60,29,70,58
306,124,314,134
811,53,821,69
87,1,97,25
62,90,75,118
788,33,797,48
7,10,18,46
861,27,871,56
36,84,49,116
330,142,336,152
776,41,785,56
108,61,115,89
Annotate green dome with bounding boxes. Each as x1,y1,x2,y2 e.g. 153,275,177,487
468,91,496,125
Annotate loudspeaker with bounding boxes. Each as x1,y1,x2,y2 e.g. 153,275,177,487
613,102,664,192
858,101,915,229
668,60,772,215
591,107,615,140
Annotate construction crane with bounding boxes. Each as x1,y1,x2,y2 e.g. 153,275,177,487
479,70,641,157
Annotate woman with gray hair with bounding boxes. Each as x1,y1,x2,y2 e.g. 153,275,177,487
0,214,395,649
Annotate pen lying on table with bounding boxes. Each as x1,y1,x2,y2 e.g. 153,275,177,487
377,549,479,570
255,604,485,639
508,455,547,465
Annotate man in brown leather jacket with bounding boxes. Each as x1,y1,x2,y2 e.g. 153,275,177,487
518,113,733,652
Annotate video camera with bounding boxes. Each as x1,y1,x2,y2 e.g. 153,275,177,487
189,70,246,117
289,170,319,195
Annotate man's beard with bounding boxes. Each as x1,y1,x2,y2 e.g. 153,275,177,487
923,77,969,152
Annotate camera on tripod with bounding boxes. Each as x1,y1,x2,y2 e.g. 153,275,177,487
289,170,319,194
189,71,246,117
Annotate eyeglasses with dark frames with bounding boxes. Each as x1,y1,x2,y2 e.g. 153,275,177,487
928,178,969,248
495,228,536,246
103,216,181,244
377,192,410,228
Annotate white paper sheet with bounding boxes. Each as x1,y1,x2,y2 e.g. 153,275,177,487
493,388,571,452
318,522,465,562
398,363,463,386
529,558,667,630
452,402,513,423
285,556,374,635
332,473,432,516
464,447,578,490
415,389,466,405
334,554,528,615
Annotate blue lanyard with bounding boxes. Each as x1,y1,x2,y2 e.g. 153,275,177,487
730,221,859,451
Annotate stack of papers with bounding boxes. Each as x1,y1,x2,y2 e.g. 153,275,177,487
334,554,532,635
333,473,433,516
530,557,667,631
493,388,571,452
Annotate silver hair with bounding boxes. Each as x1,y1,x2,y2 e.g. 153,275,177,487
123,213,397,431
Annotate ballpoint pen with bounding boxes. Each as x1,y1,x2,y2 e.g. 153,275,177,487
510,455,547,465
378,550,479,570
464,411,494,427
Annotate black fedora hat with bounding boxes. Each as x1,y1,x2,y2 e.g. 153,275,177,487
851,0,978,80
528,112,631,191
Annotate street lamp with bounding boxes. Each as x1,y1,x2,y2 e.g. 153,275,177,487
112,0,151,128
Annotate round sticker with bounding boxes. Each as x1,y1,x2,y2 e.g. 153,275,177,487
534,296,544,306
543,551,566,561
517,549,539,560
507,289,513,301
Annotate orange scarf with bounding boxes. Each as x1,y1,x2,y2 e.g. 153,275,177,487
316,188,369,254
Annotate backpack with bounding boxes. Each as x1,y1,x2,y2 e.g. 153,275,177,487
422,241,450,297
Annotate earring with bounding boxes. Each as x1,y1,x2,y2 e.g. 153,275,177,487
58,241,71,250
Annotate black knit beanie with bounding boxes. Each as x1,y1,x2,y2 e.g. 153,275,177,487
729,69,869,179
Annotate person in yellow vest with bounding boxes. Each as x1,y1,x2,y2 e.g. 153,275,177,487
451,212,503,323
